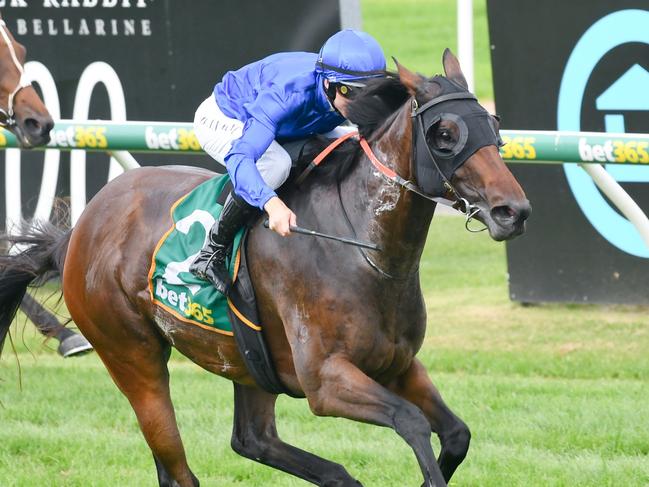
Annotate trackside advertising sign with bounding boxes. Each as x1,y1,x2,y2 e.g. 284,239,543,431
488,0,649,304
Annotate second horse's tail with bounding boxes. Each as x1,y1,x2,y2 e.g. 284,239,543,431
0,218,71,354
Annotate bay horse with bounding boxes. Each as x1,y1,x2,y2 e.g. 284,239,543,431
0,51,530,486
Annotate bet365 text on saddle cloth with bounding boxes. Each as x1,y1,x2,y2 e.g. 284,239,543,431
148,175,244,335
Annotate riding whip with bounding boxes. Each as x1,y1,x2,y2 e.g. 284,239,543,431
263,220,381,251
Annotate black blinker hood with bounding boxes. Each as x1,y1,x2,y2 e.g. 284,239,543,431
411,76,501,197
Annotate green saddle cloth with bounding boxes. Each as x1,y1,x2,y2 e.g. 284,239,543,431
148,175,244,335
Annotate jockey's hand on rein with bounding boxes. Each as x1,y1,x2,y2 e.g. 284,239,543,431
264,196,297,237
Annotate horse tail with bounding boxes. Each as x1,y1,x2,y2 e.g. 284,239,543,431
0,217,71,355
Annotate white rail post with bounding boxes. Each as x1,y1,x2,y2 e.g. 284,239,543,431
339,0,362,30
457,0,475,93
580,164,649,248
108,151,141,171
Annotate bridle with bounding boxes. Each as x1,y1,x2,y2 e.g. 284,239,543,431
0,19,31,128
297,87,501,279
297,94,489,232
356,90,491,232
409,93,487,231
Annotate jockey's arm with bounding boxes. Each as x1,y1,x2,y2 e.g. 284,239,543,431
225,119,278,209
224,90,298,236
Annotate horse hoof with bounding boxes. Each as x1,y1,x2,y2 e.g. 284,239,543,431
58,333,93,358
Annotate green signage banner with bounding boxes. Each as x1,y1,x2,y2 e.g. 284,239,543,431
3,121,649,165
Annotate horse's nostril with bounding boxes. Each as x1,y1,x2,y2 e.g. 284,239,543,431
25,117,54,138
491,205,516,222
492,201,532,225
24,117,41,134
491,202,531,224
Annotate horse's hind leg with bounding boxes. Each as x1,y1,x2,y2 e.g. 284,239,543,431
104,341,199,487
74,310,199,487
387,358,470,482
232,383,361,486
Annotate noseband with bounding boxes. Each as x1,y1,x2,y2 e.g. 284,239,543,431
0,19,31,128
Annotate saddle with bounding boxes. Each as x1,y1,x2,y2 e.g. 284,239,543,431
227,232,291,395
149,175,291,396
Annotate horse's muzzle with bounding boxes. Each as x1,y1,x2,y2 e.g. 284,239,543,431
487,199,532,240
20,114,54,147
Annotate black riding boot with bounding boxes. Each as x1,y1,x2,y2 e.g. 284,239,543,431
189,193,258,295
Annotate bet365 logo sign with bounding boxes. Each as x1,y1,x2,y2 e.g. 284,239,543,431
558,9,649,258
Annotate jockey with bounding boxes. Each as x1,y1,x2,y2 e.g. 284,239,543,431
190,29,387,295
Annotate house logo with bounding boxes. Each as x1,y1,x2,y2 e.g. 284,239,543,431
597,63,649,207
558,9,649,258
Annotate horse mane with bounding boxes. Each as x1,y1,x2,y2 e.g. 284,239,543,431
296,76,410,184
346,75,410,139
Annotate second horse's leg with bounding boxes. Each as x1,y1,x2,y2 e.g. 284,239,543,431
20,293,93,357
231,382,361,486
387,358,471,482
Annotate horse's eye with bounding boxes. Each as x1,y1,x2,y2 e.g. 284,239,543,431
433,127,456,150
425,116,464,156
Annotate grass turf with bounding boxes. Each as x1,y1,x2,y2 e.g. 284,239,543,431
1,2,647,485
1,216,647,486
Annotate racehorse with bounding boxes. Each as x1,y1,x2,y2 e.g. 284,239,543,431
0,51,530,487
0,16,92,356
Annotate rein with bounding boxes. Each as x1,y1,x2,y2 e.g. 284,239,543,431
0,19,31,128
295,130,357,185
360,133,485,232
297,129,484,227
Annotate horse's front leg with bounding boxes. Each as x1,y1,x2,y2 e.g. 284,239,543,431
231,382,362,487
299,355,447,487
386,358,471,482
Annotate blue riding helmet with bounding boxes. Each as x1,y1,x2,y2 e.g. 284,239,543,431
315,29,386,86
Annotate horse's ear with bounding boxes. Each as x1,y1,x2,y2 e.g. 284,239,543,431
393,57,423,96
442,48,469,90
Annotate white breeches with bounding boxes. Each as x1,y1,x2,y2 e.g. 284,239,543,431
193,95,357,190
